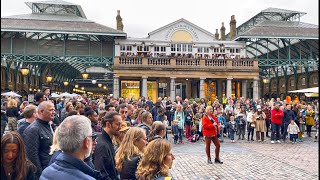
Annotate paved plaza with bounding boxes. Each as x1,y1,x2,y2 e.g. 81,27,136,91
169,132,319,180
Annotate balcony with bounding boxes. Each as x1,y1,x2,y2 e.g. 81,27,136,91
114,56,258,72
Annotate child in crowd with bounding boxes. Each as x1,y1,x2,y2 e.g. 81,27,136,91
155,109,164,122
218,112,226,142
287,119,300,144
188,124,200,142
163,115,169,140
228,116,237,143
296,111,305,142
236,113,246,140
172,120,179,144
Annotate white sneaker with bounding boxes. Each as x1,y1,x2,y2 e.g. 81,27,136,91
271,140,275,144
277,140,281,143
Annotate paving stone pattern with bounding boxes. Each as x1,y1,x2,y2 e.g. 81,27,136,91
169,133,319,180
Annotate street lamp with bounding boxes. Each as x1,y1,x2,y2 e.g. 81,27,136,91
81,87,84,90
98,83,102,88
20,65,29,76
82,69,89,79
91,79,97,84
263,78,270,84
75,84,79,88
103,85,107,90
46,74,53,82
63,81,69,86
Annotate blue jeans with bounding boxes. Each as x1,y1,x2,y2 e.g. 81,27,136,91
178,128,183,140
229,129,235,140
289,134,298,142
271,122,281,141
282,123,289,141
219,127,224,141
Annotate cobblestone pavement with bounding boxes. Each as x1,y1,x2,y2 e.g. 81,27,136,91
169,132,319,180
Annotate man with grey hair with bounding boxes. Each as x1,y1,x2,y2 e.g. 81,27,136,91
24,101,55,178
40,115,101,180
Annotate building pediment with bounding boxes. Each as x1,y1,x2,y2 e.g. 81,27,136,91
147,18,215,42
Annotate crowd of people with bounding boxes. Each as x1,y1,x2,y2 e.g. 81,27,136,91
0,88,319,180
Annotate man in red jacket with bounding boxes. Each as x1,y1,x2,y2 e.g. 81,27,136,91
271,103,284,144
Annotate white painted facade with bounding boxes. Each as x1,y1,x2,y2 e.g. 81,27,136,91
115,18,247,58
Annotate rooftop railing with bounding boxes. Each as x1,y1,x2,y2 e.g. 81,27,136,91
115,56,258,70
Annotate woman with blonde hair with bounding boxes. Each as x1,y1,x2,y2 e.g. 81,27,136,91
113,122,130,152
115,127,147,180
202,106,223,164
6,99,20,131
135,139,175,180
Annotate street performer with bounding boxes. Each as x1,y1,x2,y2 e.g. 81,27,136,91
202,106,223,164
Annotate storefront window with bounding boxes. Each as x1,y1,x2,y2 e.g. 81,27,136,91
204,81,216,104
147,81,158,103
121,80,140,100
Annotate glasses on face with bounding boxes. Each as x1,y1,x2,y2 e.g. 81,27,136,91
88,133,97,141
120,111,128,114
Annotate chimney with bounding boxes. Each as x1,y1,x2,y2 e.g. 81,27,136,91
220,22,226,40
116,10,124,31
230,15,237,40
215,29,219,40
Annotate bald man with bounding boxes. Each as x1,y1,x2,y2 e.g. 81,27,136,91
24,101,56,178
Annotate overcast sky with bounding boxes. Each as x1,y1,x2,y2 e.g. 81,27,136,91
1,0,319,38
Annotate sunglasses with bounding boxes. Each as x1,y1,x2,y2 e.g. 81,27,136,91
88,133,97,141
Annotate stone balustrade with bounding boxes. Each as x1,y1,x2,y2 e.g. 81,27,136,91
115,56,258,70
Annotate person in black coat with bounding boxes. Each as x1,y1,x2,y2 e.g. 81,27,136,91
23,101,55,178
94,112,122,180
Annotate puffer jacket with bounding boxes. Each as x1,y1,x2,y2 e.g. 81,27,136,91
24,119,53,178
40,152,101,180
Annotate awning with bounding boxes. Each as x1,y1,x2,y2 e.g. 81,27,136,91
288,87,318,93
305,93,319,97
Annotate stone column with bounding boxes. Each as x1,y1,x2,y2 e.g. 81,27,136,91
113,76,119,98
166,79,171,98
242,80,247,99
226,77,232,98
142,76,148,98
216,79,222,101
170,77,176,102
253,77,259,100
200,77,206,99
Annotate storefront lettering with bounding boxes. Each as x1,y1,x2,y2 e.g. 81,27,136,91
165,23,199,41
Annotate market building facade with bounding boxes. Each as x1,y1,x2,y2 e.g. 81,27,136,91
113,14,259,102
